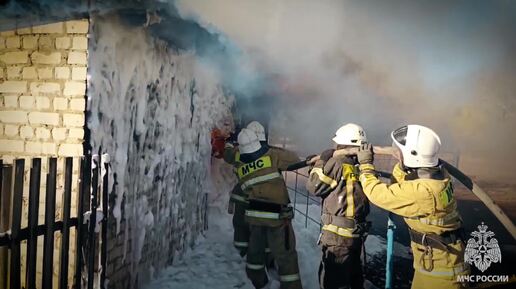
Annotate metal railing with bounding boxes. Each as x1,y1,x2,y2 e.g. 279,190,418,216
284,168,322,229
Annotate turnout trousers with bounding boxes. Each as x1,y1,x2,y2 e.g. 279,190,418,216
233,202,251,256
246,221,303,289
412,271,468,289
233,203,274,266
410,239,469,289
318,237,364,289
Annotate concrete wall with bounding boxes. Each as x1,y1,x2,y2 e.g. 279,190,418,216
0,20,88,288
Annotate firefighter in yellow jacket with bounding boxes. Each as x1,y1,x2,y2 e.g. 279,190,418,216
236,128,303,289
306,123,370,289
356,125,469,289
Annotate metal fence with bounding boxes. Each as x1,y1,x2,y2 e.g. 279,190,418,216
0,154,110,289
284,168,322,229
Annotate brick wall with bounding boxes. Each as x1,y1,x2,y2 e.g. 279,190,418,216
87,16,234,289
0,19,89,289
0,20,88,159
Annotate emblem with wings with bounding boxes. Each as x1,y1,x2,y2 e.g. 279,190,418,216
464,222,501,272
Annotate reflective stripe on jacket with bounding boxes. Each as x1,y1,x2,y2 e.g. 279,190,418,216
230,193,249,204
236,147,299,205
245,210,281,219
306,155,369,241
359,162,467,279
321,224,361,238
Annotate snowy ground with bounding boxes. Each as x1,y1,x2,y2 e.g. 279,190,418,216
143,206,319,289
142,204,410,289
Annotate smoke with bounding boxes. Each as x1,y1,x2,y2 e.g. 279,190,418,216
1,0,515,181
175,0,516,182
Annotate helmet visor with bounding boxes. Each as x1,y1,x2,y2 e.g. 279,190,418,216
392,126,408,146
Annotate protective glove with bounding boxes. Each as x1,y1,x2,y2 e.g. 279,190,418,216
357,143,374,164
226,130,239,145
320,149,335,162
305,154,317,164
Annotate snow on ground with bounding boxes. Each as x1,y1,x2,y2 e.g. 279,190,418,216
143,206,251,289
143,204,392,289
143,206,322,289
143,158,406,289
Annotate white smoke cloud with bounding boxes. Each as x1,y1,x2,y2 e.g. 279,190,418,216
176,0,516,182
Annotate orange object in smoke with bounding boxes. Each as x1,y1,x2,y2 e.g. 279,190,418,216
211,128,227,158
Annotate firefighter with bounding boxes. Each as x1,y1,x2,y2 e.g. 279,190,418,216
306,123,370,289
223,130,254,257
245,121,277,271
223,122,273,261
356,125,469,289
236,128,303,289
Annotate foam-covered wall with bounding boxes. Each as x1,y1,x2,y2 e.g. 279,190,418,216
86,16,233,289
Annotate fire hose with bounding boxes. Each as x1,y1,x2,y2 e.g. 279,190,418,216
288,145,516,240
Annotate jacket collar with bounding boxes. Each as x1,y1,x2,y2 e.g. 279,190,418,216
405,163,445,180
240,144,270,163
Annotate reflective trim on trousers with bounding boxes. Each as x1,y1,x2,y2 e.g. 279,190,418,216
241,172,282,190
234,241,249,248
246,263,265,270
322,224,360,238
279,273,300,282
245,210,281,220
230,193,249,204
417,263,469,277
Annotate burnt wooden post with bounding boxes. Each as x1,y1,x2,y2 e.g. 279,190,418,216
26,158,41,289
87,156,99,289
58,157,73,289
10,159,25,289
42,158,57,289
100,154,109,289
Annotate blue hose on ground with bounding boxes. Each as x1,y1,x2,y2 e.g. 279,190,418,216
385,213,396,289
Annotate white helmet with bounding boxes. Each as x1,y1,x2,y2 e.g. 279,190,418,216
247,121,266,141
238,128,261,154
391,125,441,168
332,123,367,146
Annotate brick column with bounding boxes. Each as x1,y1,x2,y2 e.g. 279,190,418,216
0,19,89,289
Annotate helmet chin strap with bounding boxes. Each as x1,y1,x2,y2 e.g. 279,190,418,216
392,146,406,170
